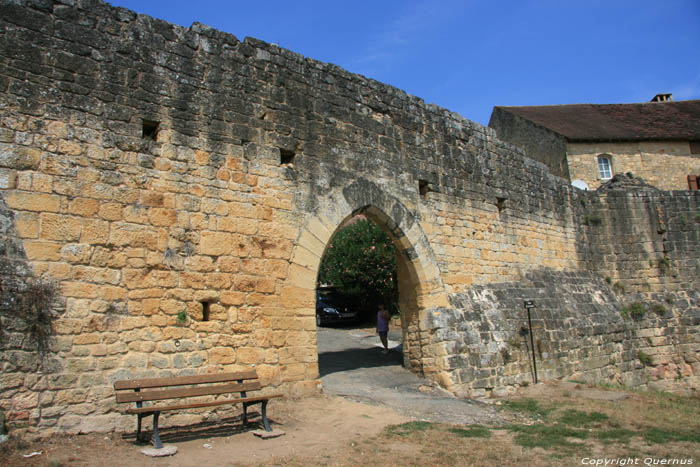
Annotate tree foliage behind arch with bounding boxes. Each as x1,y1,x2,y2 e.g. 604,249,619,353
318,219,398,312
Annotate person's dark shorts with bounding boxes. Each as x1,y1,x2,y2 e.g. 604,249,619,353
378,331,388,338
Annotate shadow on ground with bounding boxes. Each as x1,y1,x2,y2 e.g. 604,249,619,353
318,347,403,377
121,412,273,446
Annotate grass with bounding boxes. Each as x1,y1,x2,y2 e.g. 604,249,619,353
448,425,491,438
385,421,435,436
507,424,588,450
501,398,551,418
644,427,700,444
557,409,609,427
596,428,636,444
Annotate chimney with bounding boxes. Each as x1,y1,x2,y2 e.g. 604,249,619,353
651,93,672,102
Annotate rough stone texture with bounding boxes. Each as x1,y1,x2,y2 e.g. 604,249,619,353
0,0,698,436
141,445,178,457
252,429,285,439
567,141,700,191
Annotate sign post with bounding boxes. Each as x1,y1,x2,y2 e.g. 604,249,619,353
524,300,538,384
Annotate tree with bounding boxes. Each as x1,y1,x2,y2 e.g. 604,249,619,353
318,219,397,313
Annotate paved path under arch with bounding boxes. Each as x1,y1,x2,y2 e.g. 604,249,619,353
317,327,503,425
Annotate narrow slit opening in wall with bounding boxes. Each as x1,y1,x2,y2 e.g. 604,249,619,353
142,120,160,141
496,197,506,213
419,180,429,197
280,149,295,165
201,301,210,322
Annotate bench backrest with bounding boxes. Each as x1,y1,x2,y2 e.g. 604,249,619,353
114,369,261,404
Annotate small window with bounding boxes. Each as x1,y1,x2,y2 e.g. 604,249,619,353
280,149,295,165
690,141,700,155
201,301,211,321
142,120,159,141
689,175,699,190
418,180,429,197
598,156,612,180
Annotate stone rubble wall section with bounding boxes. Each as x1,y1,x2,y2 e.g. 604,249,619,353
0,0,698,435
426,269,700,398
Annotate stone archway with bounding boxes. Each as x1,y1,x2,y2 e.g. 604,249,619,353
288,179,449,377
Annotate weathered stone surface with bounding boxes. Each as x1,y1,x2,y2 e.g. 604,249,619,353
141,445,178,457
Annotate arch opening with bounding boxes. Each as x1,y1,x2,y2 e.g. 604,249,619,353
314,205,426,374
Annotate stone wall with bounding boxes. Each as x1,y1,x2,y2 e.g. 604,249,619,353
488,106,570,180
0,0,698,436
429,268,700,397
567,141,700,190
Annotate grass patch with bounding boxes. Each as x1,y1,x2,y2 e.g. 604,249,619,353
507,424,588,450
448,425,491,438
596,428,636,444
644,427,700,444
558,409,609,427
386,421,435,436
501,398,551,418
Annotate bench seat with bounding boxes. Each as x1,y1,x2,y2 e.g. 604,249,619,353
114,369,281,448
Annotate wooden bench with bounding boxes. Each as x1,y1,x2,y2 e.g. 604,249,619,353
114,369,282,448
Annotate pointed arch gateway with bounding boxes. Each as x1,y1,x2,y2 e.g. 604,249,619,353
289,179,449,376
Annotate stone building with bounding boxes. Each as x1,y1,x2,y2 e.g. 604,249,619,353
0,0,699,436
489,95,700,190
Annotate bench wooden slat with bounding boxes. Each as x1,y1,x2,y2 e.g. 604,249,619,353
116,381,262,403
113,370,258,390
125,394,283,414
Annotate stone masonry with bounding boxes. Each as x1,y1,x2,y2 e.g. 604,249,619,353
0,0,699,435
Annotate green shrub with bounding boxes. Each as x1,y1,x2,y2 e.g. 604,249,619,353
176,310,188,324
621,303,646,320
584,214,602,226
638,351,653,366
651,304,667,317
0,276,59,357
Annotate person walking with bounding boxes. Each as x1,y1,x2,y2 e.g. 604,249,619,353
377,305,390,354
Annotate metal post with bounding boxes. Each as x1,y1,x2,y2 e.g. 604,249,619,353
524,301,538,384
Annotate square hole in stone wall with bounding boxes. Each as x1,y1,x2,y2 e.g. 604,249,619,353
201,301,210,322
419,180,429,197
496,197,507,213
280,149,295,165
142,120,160,141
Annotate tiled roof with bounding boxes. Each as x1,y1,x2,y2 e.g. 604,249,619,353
494,100,700,142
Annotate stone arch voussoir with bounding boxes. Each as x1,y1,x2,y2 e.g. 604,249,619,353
289,178,448,312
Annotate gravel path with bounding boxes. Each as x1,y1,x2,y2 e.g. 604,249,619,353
317,326,503,425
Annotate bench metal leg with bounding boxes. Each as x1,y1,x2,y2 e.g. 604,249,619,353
242,401,249,425
136,413,146,442
152,411,163,449
261,400,271,432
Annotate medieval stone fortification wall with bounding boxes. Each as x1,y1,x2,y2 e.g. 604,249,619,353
1,0,698,435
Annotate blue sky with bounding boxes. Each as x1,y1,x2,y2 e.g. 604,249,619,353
108,0,700,126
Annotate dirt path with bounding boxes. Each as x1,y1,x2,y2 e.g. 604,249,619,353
1,396,410,467
3,327,504,466
318,326,502,425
